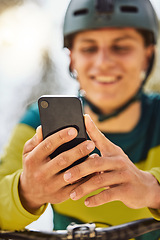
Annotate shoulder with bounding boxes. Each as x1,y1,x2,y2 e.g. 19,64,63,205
143,92,160,108
142,92,160,128
19,102,40,130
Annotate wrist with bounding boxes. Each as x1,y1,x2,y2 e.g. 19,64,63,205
18,173,43,214
145,171,160,209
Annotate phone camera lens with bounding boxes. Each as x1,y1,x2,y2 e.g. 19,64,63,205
41,100,49,109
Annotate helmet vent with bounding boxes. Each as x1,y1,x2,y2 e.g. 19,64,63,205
96,0,114,14
73,9,88,16
120,6,138,13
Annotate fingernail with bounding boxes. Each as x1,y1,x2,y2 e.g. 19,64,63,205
90,154,97,158
36,125,41,133
85,199,90,206
64,171,72,182
36,125,42,141
68,128,76,136
70,191,76,200
87,142,94,150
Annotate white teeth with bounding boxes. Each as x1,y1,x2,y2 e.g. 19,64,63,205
96,76,116,83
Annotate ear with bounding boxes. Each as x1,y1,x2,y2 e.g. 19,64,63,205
143,45,155,71
69,51,74,72
69,51,78,79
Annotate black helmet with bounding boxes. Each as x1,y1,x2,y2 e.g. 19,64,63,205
63,0,159,48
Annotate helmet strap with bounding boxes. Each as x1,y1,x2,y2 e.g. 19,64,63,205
79,87,143,122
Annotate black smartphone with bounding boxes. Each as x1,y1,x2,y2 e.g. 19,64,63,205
38,95,88,171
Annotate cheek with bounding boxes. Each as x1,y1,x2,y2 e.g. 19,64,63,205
120,53,145,77
74,57,92,76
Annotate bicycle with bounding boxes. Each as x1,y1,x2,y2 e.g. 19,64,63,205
0,218,160,240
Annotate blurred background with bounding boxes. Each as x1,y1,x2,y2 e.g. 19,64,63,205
0,0,79,155
0,0,159,232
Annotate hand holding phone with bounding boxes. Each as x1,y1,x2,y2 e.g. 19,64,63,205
38,95,88,172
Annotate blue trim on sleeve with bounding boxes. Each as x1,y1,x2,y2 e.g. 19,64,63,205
19,103,41,130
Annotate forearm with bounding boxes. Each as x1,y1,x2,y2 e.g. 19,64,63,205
0,124,46,230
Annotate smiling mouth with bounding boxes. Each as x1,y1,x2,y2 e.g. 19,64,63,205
91,76,121,84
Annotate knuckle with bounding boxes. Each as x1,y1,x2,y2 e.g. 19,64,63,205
23,139,32,154
24,155,32,169
43,138,53,152
77,142,89,157
58,128,72,142
57,155,68,168
89,195,100,206
117,155,126,167
75,185,84,197
93,173,104,186
72,165,81,177
116,145,124,154
23,139,30,150
58,130,65,141
92,157,103,169
101,189,112,202
56,129,75,145
89,197,97,206
77,145,85,157
34,172,41,183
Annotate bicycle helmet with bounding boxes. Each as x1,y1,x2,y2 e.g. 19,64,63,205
64,0,159,48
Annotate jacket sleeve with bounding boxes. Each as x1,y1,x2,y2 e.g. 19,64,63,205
148,167,160,220
0,124,47,230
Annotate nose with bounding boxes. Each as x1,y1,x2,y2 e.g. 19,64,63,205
95,48,115,70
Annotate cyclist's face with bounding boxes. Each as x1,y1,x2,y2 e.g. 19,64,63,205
70,28,153,113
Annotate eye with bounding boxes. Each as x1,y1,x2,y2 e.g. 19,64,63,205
112,45,131,54
81,46,98,53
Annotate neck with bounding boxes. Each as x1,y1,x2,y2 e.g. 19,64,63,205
84,101,141,133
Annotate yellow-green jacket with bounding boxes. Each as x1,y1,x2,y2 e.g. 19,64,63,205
1,93,160,239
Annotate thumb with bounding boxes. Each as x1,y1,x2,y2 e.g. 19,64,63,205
84,114,116,156
23,125,43,154
36,125,43,143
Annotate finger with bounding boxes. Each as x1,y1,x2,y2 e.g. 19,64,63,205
89,153,100,158
69,169,124,200
63,154,102,183
41,169,90,204
45,140,95,176
36,125,43,142
63,152,126,184
48,178,84,204
23,126,43,154
27,127,78,163
84,185,123,207
84,114,118,156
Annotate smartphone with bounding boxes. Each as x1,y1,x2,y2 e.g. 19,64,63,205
38,95,88,172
